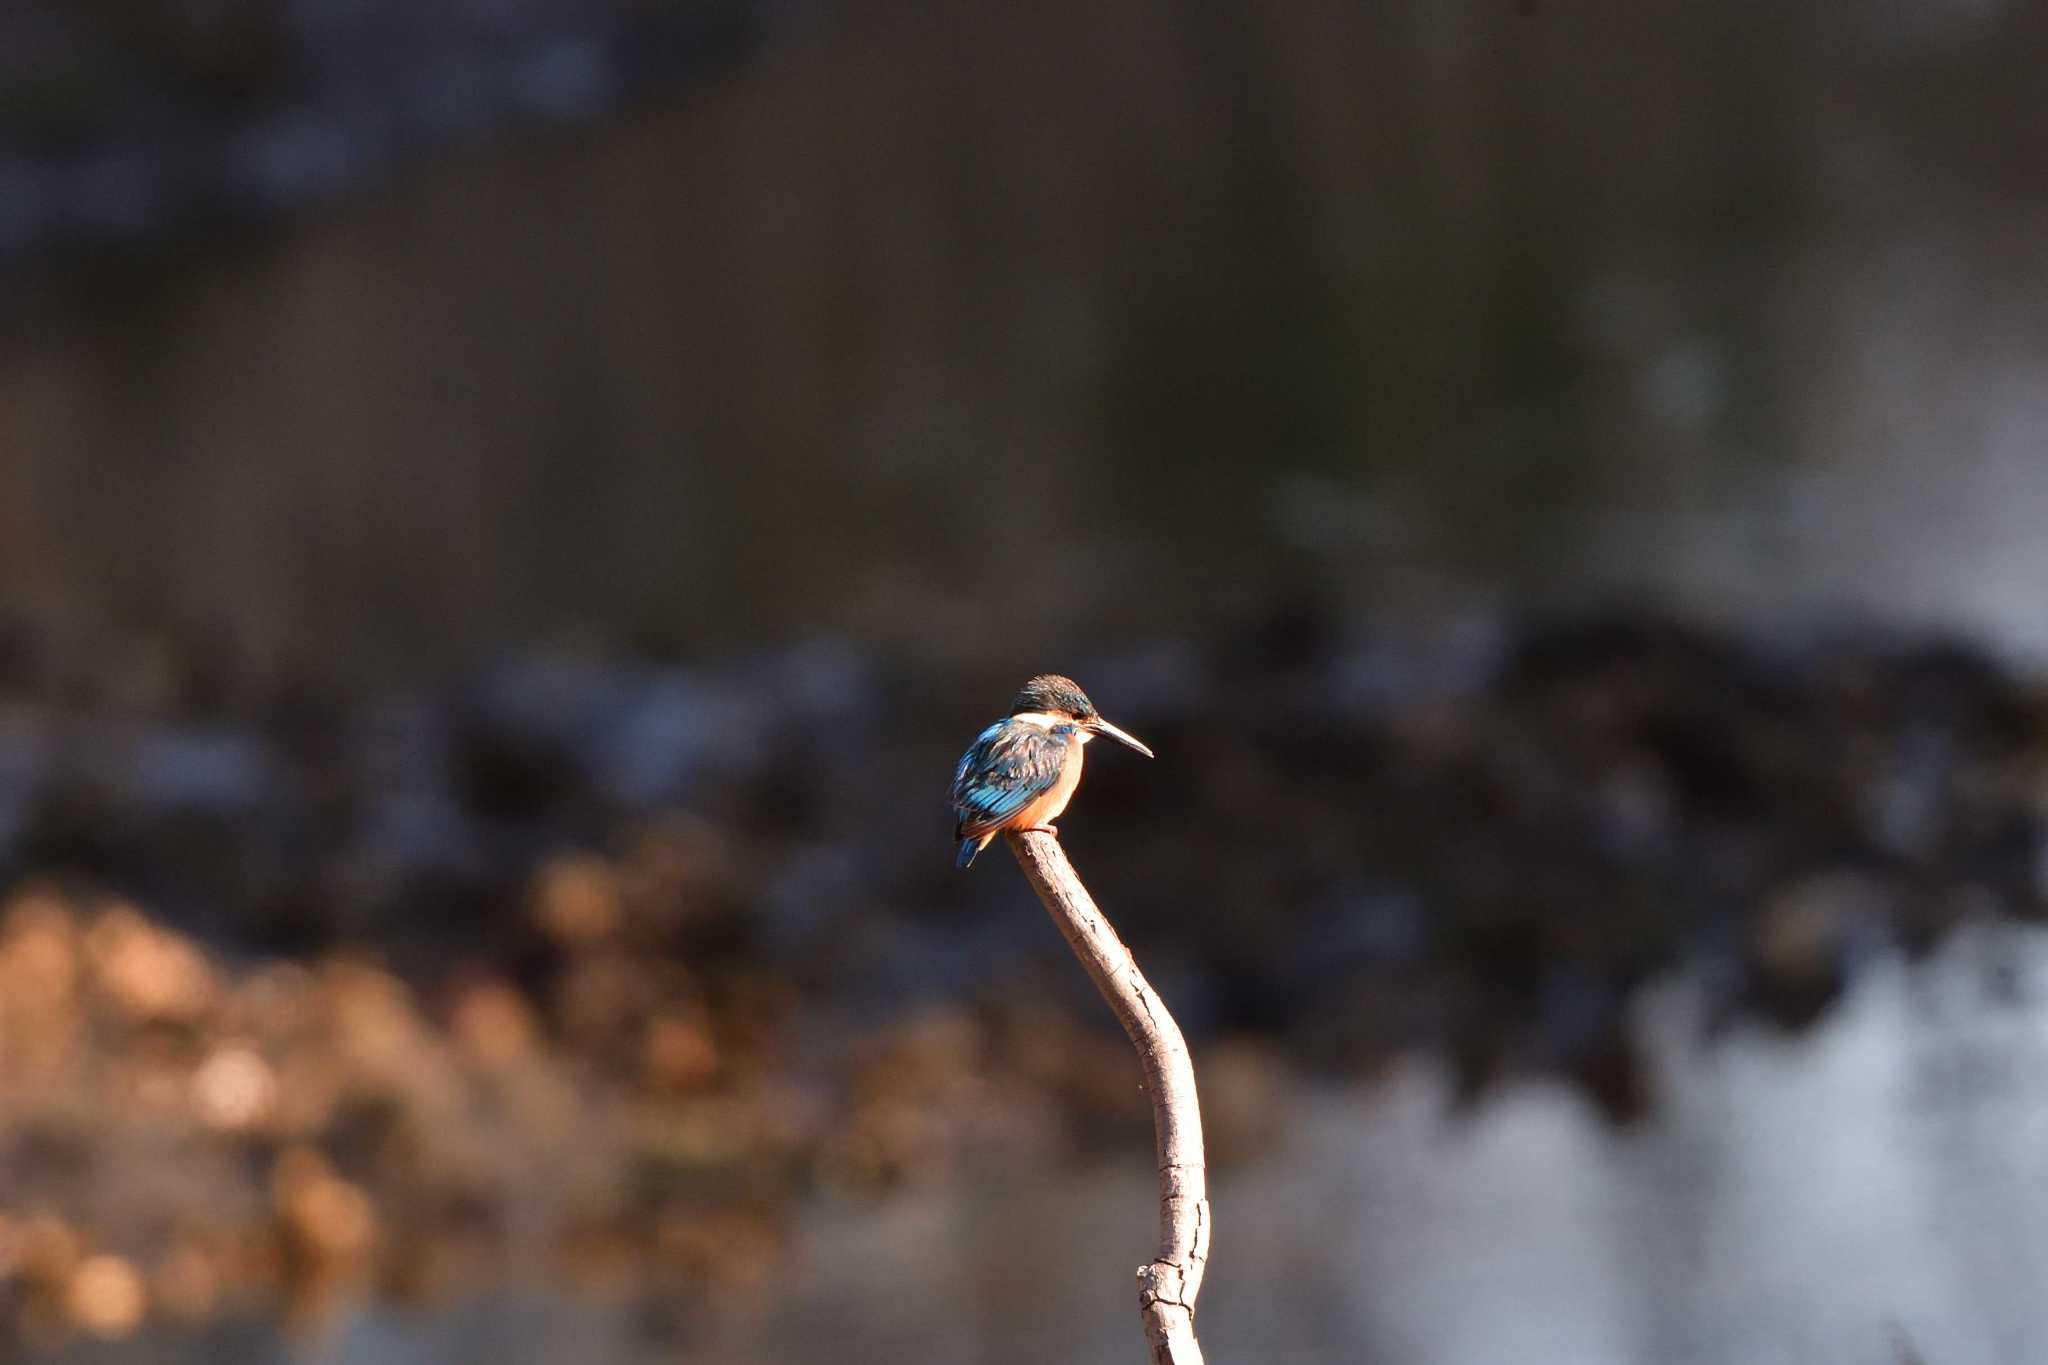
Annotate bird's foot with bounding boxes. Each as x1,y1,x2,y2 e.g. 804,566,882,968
1020,823,1060,837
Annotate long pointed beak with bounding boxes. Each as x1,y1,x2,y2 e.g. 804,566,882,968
1089,717,1154,758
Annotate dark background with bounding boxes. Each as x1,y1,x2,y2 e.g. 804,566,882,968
3,3,2048,1362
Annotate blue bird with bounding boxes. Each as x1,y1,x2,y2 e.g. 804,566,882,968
950,674,1153,869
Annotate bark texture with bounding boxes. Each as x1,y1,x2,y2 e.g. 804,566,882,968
1005,829,1210,1365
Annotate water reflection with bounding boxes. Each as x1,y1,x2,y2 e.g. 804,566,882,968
42,924,2039,1365
738,922,2048,1365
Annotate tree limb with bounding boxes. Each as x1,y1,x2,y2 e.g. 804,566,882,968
1005,829,1210,1365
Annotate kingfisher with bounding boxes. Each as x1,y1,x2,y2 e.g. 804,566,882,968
949,674,1153,869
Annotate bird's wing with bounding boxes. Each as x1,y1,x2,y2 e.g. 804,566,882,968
950,720,1068,840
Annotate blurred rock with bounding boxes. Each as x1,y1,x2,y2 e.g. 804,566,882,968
87,905,219,1023
533,853,624,949
451,980,540,1070
65,1253,145,1339
271,1145,376,1322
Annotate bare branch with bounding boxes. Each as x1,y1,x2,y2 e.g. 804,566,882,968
1005,829,1210,1365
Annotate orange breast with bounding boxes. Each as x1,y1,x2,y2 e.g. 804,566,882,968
1008,732,1085,831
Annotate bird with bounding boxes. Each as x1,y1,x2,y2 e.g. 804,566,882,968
949,674,1153,869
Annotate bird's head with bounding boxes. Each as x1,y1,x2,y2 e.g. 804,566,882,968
1008,674,1154,756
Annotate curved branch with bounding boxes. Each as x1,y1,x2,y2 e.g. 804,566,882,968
1004,829,1210,1365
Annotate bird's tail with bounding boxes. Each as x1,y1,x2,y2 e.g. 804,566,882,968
955,834,986,870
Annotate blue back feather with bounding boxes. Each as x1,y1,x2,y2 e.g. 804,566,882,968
949,718,1070,841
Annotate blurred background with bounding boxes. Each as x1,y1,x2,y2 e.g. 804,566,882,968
4,2,2048,1362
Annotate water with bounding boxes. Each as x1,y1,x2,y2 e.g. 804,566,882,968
51,922,2048,1365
